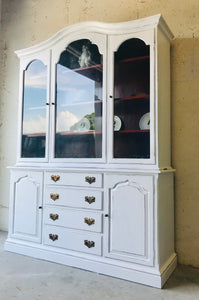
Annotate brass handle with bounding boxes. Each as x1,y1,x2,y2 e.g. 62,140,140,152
51,175,60,182
84,240,95,248
85,176,96,184
84,218,95,226
49,234,58,241
49,213,59,221
50,193,59,201
85,196,95,204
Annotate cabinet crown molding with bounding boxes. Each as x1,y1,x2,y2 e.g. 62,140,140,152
15,14,173,58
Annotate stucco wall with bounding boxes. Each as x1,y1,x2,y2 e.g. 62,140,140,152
1,0,199,267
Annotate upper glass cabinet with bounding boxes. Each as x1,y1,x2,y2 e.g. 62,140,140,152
16,16,172,166
111,38,151,161
55,39,103,159
21,59,48,158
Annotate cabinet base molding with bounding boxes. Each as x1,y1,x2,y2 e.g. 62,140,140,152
5,239,177,288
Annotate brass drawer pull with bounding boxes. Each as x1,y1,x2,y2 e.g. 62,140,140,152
84,240,95,248
49,213,59,221
85,176,96,184
49,234,58,241
85,196,95,204
84,217,95,226
51,175,60,182
50,193,59,201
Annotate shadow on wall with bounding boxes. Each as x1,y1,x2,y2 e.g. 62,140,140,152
171,38,199,267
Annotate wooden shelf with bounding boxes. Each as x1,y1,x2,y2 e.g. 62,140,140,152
115,94,149,101
72,64,102,72
115,129,149,133
119,55,149,63
58,131,102,136
71,64,103,82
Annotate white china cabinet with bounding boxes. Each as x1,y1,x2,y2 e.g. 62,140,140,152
5,14,176,288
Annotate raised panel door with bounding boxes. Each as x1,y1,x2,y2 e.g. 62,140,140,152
9,171,43,243
104,174,154,266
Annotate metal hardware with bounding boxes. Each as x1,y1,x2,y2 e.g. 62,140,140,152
85,196,95,204
109,95,113,98
49,234,58,241
46,103,49,105
84,240,95,248
49,213,59,221
105,214,109,217
50,193,59,201
38,206,42,209
84,218,95,226
51,175,60,182
52,103,55,105
85,176,96,184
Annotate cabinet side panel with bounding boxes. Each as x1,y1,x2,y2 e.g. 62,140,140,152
158,172,175,267
157,28,171,168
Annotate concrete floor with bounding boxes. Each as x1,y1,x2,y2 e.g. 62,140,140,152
1,231,199,300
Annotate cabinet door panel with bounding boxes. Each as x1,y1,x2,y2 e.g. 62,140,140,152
9,171,43,243
51,34,107,162
104,174,154,266
107,30,155,164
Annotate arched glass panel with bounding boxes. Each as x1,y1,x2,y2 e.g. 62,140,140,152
55,39,103,158
21,60,47,158
113,38,150,159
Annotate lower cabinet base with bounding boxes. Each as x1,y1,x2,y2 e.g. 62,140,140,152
5,238,177,288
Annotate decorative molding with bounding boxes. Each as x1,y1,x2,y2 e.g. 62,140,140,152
15,14,173,58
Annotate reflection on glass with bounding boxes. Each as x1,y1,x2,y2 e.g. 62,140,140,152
55,39,103,158
21,60,47,158
113,38,150,159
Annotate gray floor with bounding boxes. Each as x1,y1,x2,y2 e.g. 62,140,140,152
1,231,199,300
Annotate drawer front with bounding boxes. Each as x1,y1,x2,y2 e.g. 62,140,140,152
45,172,102,188
44,187,102,210
44,207,103,233
43,225,102,256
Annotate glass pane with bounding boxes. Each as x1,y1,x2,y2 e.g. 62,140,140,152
113,38,150,159
55,39,103,158
21,60,47,158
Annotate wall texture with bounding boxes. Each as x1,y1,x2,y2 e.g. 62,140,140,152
1,0,199,267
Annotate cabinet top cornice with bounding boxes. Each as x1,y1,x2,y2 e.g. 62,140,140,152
15,14,173,58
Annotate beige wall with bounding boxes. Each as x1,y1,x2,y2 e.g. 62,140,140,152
1,0,199,267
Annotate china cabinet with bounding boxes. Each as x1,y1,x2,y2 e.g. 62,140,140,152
5,14,176,288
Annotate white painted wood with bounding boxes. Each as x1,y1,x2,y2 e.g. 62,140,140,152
44,171,103,188
104,174,154,266
44,186,102,210
43,225,102,256
6,15,176,288
8,170,43,243
4,239,177,288
43,206,102,233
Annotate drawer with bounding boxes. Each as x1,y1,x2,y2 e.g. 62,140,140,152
45,171,102,188
43,207,103,233
44,186,102,210
43,225,102,256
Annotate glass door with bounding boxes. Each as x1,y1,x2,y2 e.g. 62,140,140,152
21,59,48,159
109,37,152,162
54,39,103,159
